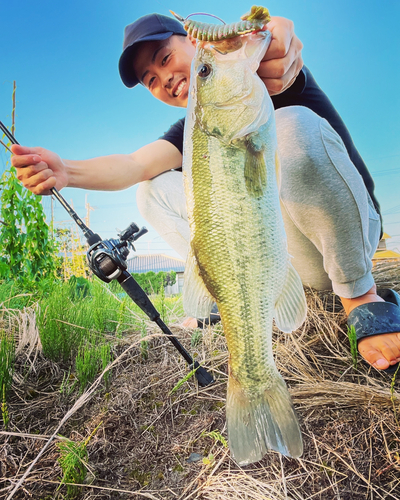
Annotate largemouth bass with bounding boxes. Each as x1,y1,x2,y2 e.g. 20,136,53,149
182,25,307,465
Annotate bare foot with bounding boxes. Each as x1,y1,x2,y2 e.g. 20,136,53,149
180,317,198,329
340,285,400,370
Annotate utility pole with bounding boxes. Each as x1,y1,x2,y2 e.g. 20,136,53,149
85,194,95,229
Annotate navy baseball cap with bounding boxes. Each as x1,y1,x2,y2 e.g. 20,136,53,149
119,13,187,88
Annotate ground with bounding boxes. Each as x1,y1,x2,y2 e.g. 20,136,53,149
1,261,399,499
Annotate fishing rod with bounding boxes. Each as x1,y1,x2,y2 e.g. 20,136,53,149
0,120,214,387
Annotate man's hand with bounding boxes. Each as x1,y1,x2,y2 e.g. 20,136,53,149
258,16,304,96
11,145,68,195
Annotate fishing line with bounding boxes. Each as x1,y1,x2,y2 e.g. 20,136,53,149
184,12,226,24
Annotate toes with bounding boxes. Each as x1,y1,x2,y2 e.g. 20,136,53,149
380,342,400,365
358,340,390,370
358,332,400,370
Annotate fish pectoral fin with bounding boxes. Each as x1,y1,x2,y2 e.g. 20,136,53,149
226,371,303,465
183,247,215,319
274,261,307,333
244,134,267,197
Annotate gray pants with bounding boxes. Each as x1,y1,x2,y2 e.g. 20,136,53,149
136,106,381,299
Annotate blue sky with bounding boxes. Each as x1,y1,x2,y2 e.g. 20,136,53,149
1,0,399,257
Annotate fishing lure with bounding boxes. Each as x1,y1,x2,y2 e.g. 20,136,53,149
170,5,271,42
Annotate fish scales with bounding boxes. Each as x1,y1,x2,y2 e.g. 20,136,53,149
183,28,307,465
192,122,283,386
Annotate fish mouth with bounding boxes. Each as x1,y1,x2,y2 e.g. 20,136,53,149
172,78,187,98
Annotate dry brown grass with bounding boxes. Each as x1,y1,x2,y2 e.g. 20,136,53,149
1,262,399,499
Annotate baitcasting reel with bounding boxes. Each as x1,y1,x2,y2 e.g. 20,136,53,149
87,222,148,282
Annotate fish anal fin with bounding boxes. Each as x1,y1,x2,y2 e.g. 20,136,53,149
226,371,303,465
244,133,267,197
183,247,214,318
275,261,307,333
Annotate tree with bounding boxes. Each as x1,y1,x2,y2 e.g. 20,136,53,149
131,271,177,295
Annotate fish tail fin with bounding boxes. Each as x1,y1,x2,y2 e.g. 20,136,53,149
226,371,303,465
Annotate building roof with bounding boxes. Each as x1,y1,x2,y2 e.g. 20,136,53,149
373,249,400,260
127,254,185,274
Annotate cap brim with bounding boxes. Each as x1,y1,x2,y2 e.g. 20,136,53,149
119,31,174,88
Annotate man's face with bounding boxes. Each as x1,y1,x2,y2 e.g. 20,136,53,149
133,35,196,108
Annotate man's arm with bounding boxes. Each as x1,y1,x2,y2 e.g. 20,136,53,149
11,139,182,195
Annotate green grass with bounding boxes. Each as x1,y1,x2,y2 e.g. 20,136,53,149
0,278,184,397
57,424,101,498
0,329,15,427
75,333,113,392
37,282,86,363
0,281,32,309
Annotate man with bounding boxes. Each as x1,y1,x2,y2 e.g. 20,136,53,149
11,13,400,373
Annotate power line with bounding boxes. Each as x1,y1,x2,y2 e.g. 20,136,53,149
370,168,400,177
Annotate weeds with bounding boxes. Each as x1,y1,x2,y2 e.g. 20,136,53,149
191,328,203,347
0,329,15,427
75,338,100,393
60,369,76,396
169,365,198,396
347,324,358,369
37,283,84,362
75,334,112,393
57,438,87,498
201,430,228,448
100,342,112,388
57,424,101,498
2,385,10,429
158,282,167,323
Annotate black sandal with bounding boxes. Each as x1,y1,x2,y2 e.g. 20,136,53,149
347,288,400,375
197,313,221,329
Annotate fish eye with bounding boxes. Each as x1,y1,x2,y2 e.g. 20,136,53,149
197,64,212,78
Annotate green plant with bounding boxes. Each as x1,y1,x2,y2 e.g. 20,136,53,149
201,430,228,448
2,385,10,430
347,325,358,369
0,329,15,427
59,369,76,396
37,282,85,363
75,335,105,392
158,281,167,323
131,271,176,295
202,453,215,466
169,366,198,396
100,342,112,388
191,329,203,347
57,424,100,498
0,83,60,285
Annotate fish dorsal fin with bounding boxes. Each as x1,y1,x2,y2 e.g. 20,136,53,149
244,133,267,197
274,261,307,333
183,247,215,318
